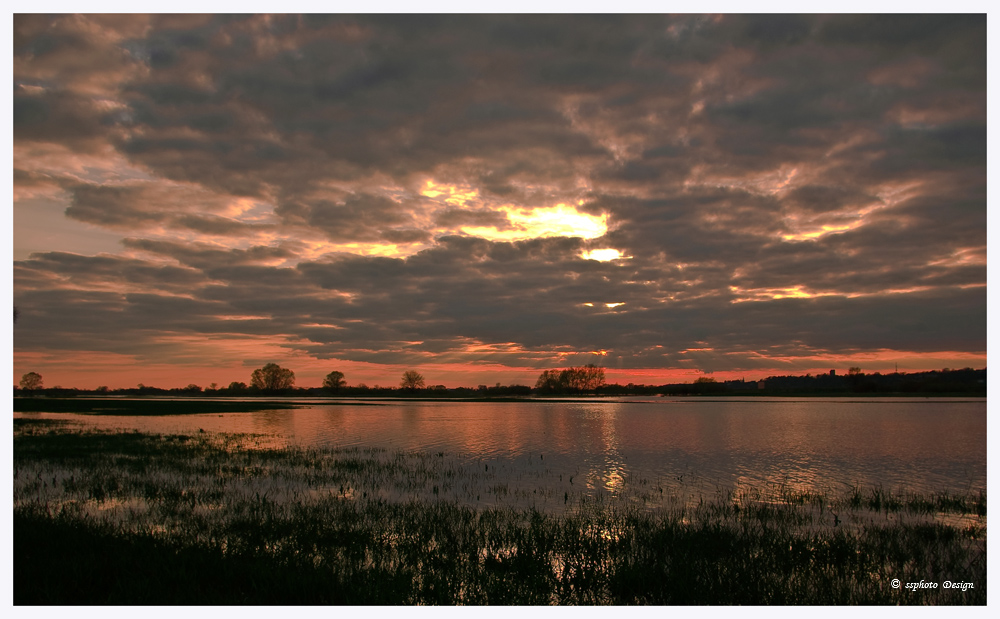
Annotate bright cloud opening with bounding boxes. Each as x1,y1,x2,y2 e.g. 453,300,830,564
729,285,842,303
421,180,480,206
781,222,862,242
582,248,628,261
462,204,607,242
419,178,607,243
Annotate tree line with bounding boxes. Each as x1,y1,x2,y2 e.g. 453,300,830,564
14,363,432,396
14,365,986,397
15,364,607,396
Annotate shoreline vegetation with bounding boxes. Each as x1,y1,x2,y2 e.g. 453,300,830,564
14,366,987,400
13,420,986,605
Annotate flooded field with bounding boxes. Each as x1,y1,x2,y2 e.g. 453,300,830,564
13,399,988,604
16,396,987,504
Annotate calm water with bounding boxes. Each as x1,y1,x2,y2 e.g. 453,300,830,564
16,397,986,504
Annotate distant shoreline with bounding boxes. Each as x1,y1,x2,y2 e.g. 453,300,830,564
13,368,986,401
12,392,987,416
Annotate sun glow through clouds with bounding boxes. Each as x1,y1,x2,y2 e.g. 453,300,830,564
462,204,607,242
419,178,608,242
421,180,480,205
781,222,864,242
582,248,628,261
11,16,986,390
505,204,606,239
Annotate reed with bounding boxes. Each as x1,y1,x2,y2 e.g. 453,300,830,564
13,421,986,605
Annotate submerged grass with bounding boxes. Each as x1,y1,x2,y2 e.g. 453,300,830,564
13,420,986,605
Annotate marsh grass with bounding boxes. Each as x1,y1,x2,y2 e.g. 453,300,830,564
13,421,986,605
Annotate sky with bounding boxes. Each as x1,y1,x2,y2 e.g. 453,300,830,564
9,12,988,389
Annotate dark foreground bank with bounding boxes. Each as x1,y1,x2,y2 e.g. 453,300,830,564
13,420,986,605
13,397,304,415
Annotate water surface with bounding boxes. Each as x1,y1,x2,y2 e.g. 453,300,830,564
16,397,985,506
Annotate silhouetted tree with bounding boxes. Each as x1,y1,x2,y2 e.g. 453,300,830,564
228,381,247,391
323,371,346,391
565,364,606,391
251,363,295,391
19,372,42,391
692,376,725,394
535,369,563,392
535,364,606,393
400,370,425,391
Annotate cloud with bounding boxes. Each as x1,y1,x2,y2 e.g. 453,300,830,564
12,14,986,385
296,193,420,242
64,181,279,241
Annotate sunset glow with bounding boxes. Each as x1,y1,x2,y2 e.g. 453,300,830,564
781,223,861,242
421,180,480,206
11,14,985,388
582,248,627,261
729,285,832,302
460,204,607,242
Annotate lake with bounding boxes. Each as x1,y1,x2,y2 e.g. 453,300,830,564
15,396,986,513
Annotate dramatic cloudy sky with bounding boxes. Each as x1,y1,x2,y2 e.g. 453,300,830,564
11,13,987,389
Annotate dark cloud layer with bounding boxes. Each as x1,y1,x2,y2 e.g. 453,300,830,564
13,14,986,383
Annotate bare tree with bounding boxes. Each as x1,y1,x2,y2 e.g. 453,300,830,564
251,363,295,391
534,369,563,392
535,364,605,393
573,364,606,391
400,370,425,391
19,372,42,391
323,371,346,391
